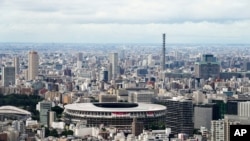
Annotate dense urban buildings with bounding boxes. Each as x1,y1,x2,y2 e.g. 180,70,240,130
1,43,250,140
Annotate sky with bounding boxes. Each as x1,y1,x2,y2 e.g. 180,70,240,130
0,0,250,44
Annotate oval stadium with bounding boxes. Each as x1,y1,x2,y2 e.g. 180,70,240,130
0,106,31,121
63,103,166,129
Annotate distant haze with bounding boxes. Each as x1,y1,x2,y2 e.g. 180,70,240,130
0,0,250,43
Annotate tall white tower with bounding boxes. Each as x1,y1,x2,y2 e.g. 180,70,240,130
28,51,39,80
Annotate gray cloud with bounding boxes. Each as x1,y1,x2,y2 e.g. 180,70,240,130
0,0,250,43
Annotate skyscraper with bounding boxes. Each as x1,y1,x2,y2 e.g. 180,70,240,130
162,33,166,70
28,51,39,80
77,52,83,69
39,101,52,126
194,54,220,79
2,66,15,86
159,98,194,136
109,53,119,79
13,57,19,75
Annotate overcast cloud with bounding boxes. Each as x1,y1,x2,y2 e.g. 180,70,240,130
0,0,250,43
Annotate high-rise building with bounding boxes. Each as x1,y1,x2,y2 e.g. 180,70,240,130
108,63,112,81
238,101,250,117
13,57,19,75
47,111,56,128
100,70,109,82
77,52,83,61
162,33,166,70
109,53,119,79
2,66,15,87
119,49,125,60
76,52,83,69
211,120,225,141
194,104,219,130
28,51,39,80
39,101,52,126
160,98,193,136
194,54,220,79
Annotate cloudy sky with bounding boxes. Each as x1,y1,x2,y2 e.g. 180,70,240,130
0,0,250,43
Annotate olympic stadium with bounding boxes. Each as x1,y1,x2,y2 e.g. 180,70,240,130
0,106,31,121
63,102,166,129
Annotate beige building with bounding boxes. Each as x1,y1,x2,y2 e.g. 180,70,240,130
99,94,117,102
28,51,39,80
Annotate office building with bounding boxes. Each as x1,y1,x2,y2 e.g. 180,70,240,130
238,101,250,117
100,70,109,82
108,63,112,81
109,53,119,79
161,98,193,135
13,57,19,75
128,91,154,104
28,51,39,80
77,52,83,61
136,68,148,77
39,101,52,126
195,54,220,79
194,104,219,130
211,120,225,141
48,111,56,128
132,118,143,136
76,52,83,69
99,94,117,102
0,133,7,141
2,66,15,87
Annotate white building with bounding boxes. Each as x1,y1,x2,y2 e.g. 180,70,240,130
128,91,154,103
238,101,250,117
211,120,225,141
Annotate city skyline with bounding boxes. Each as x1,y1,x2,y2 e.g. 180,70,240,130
0,0,250,44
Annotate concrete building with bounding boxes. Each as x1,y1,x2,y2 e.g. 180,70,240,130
0,132,7,141
2,66,15,87
107,63,112,81
211,120,225,141
76,52,83,69
99,94,117,102
194,104,218,130
100,70,109,82
28,51,39,80
109,53,119,79
131,118,143,136
238,101,250,117
128,91,154,104
13,57,19,75
195,54,220,79
48,111,56,128
39,101,52,126
160,97,193,136
12,120,25,134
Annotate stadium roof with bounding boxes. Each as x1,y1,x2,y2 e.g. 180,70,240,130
0,106,31,115
65,102,166,112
